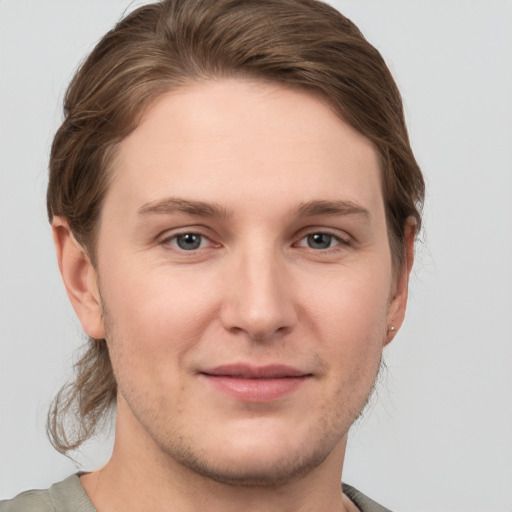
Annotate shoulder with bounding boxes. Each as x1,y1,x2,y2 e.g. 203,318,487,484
343,483,394,512
0,488,53,512
0,475,96,512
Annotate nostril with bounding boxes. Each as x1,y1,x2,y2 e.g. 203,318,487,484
218,263,298,340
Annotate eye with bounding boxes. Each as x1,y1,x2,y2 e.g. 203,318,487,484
167,233,209,251
297,232,342,250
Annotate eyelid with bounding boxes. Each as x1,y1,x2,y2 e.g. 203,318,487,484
296,234,342,251
169,234,209,250
159,227,220,250
294,227,351,247
156,225,352,252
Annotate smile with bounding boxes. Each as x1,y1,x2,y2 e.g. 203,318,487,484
200,364,312,401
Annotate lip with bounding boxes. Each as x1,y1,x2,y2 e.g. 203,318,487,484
199,364,311,402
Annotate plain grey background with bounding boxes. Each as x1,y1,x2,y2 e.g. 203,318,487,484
1,1,511,510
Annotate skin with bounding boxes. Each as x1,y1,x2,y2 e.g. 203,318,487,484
53,79,414,512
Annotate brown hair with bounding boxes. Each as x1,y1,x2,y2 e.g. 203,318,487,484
47,0,424,453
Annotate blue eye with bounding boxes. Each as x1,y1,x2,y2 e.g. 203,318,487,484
172,233,205,250
308,233,334,249
298,233,341,250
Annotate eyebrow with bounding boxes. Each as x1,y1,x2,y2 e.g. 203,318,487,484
137,197,369,220
137,197,231,218
296,200,370,219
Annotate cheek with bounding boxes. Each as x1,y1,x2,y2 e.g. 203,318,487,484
100,263,222,359
300,259,392,381
304,260,392,331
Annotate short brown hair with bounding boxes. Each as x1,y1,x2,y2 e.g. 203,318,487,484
47,0,424,453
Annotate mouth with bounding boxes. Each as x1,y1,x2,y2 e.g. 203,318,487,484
199,364,312,401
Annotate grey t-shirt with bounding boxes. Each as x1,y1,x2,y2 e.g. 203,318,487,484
0,475,94,512
0,474,393,512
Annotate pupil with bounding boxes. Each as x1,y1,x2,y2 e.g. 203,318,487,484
308,233,331,249
177,234,201,250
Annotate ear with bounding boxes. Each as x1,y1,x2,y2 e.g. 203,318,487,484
52,217,105,340
384,219,416,345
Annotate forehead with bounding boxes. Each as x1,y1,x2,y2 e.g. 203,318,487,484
105,78,383,219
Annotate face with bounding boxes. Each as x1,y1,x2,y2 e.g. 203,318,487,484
68,79,410,486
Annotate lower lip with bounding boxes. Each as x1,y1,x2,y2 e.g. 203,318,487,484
202,375,308,401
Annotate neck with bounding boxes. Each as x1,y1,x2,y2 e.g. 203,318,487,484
80,401,353,512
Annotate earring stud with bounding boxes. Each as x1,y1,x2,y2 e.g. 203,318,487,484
387,325,395,332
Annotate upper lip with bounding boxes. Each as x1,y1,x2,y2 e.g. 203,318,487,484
200,364,310,379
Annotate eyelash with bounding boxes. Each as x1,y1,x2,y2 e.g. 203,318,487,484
295,232,347,250
162,231,217,251
161,230,349,253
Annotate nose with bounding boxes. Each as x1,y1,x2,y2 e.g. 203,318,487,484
220,247,298,342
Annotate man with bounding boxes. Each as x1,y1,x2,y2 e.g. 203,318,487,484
1,1,424,511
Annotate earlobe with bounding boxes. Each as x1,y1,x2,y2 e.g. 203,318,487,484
52,217,105,340
384,219,417,345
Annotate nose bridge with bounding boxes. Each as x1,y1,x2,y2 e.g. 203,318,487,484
221,239,296,340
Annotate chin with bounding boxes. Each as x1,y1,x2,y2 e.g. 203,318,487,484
171,444,332,488
159,421,345,488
